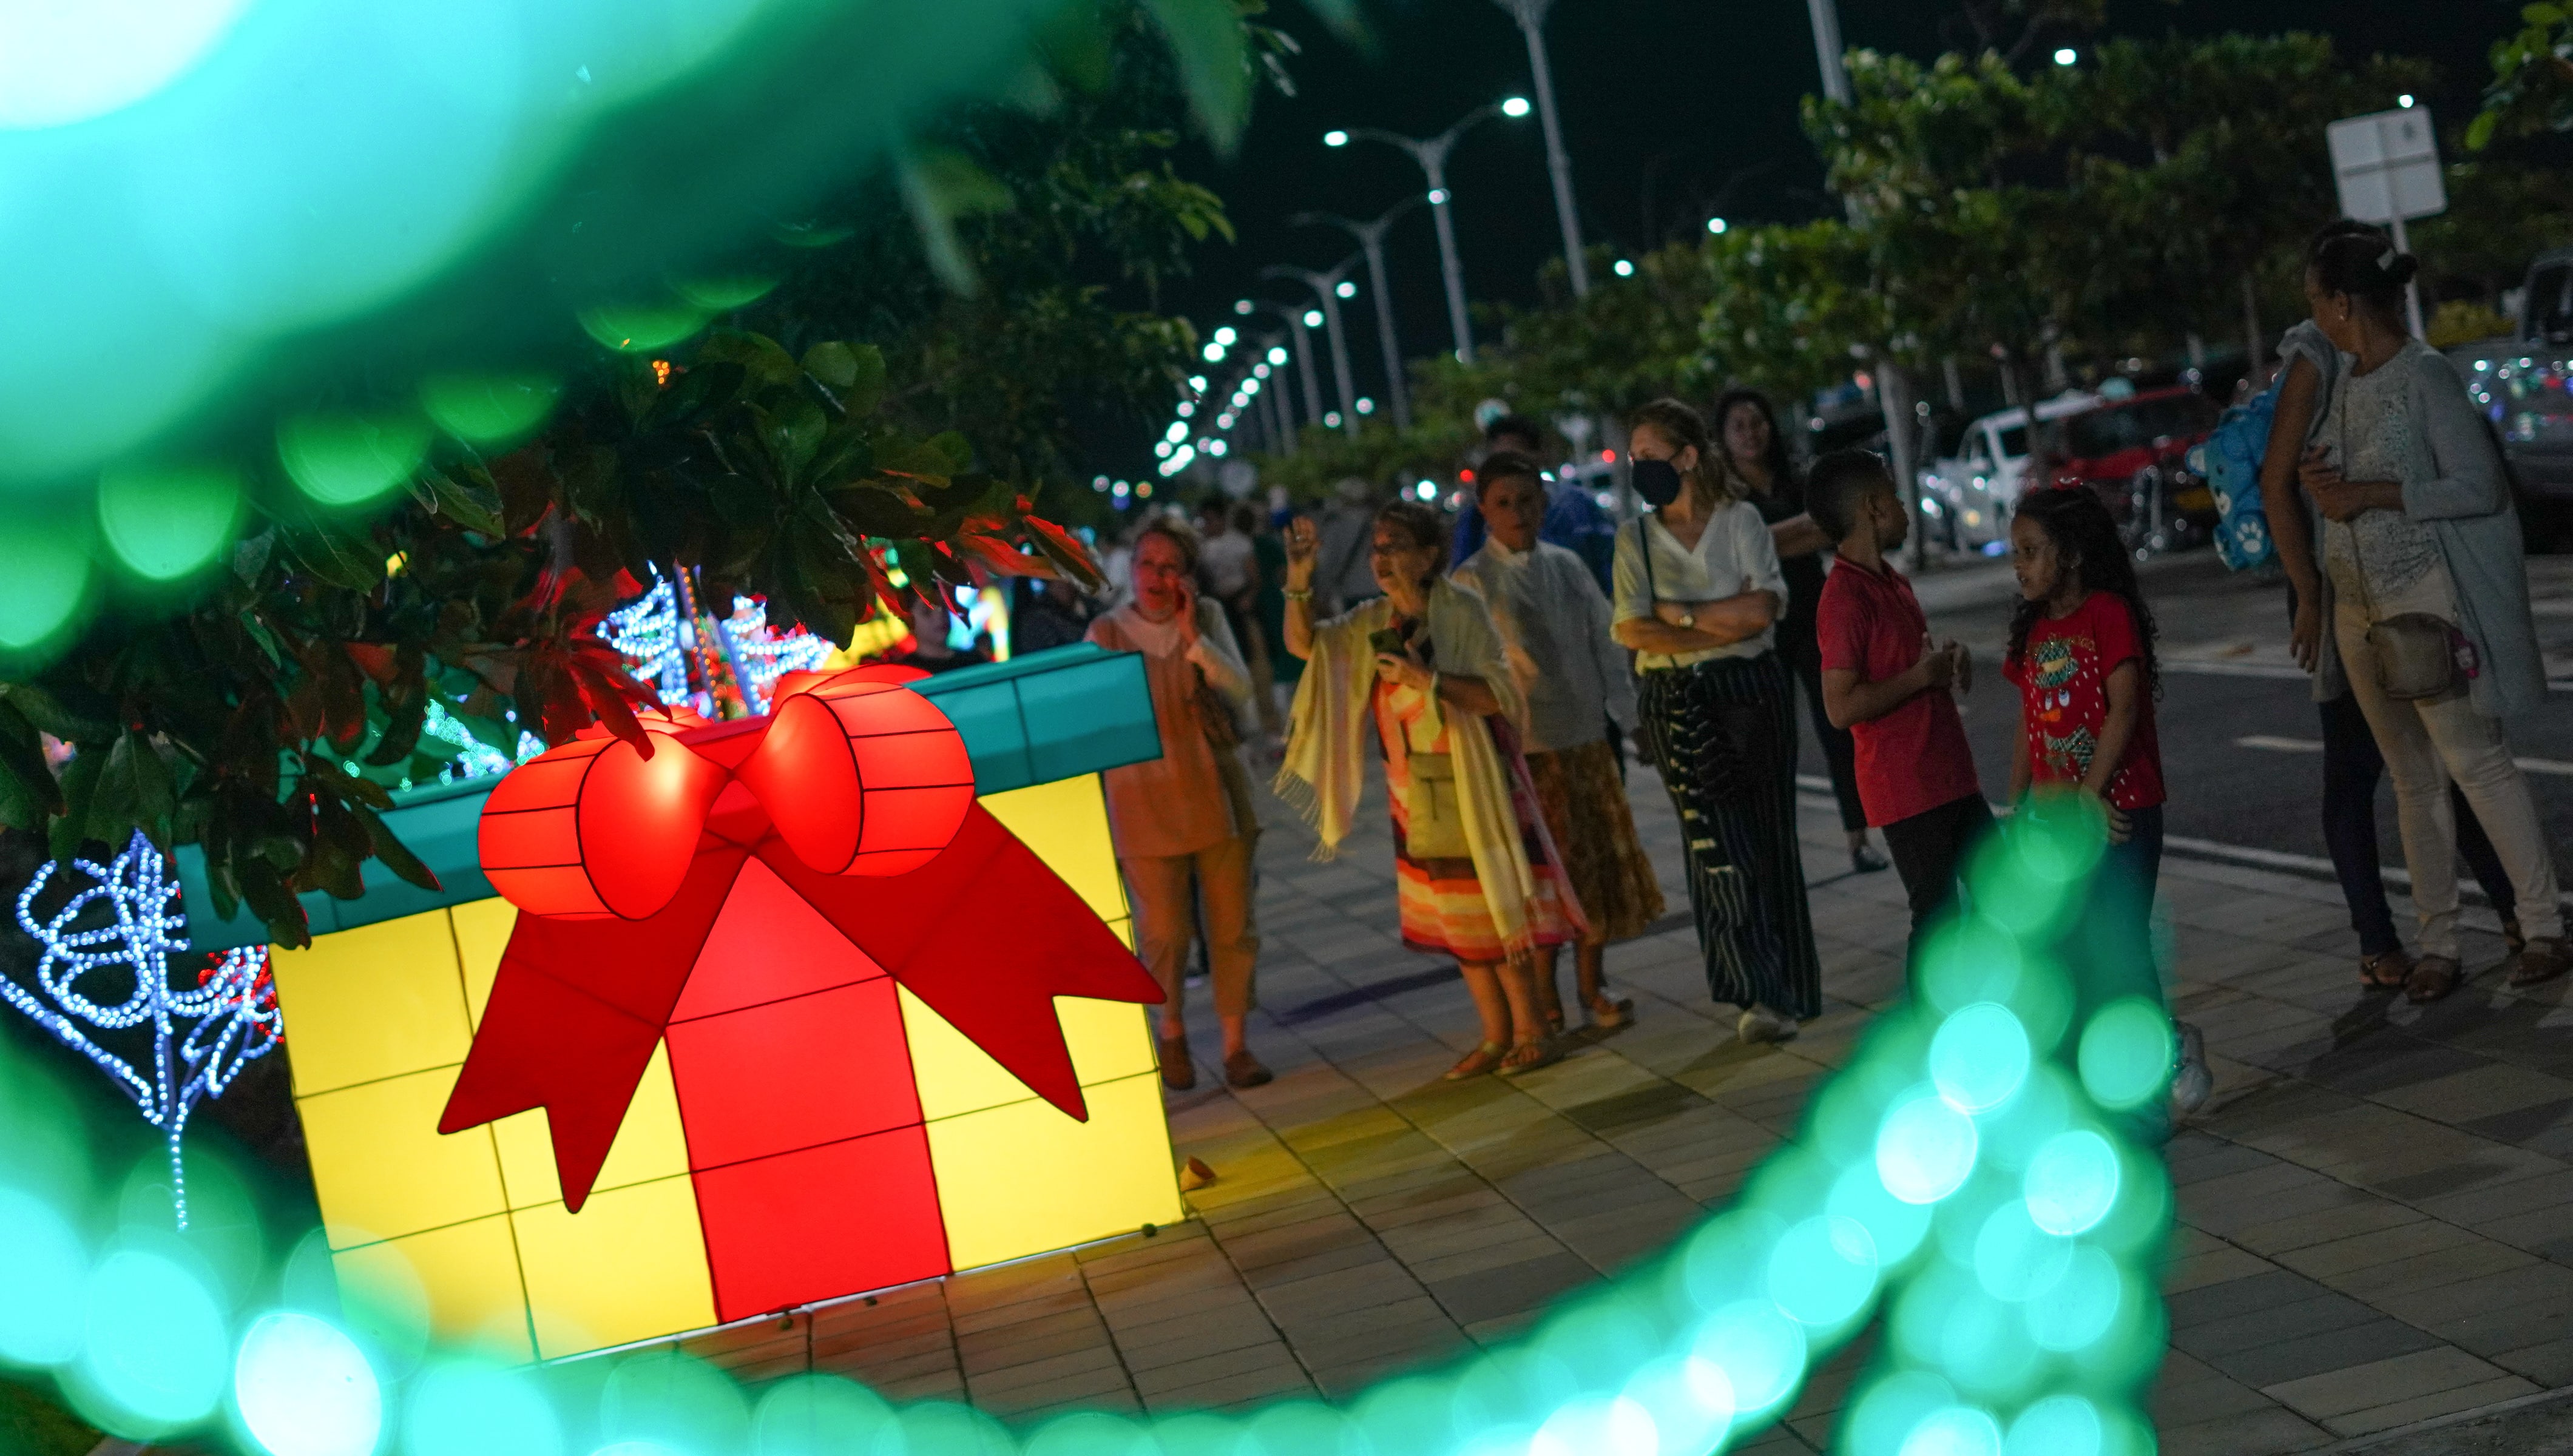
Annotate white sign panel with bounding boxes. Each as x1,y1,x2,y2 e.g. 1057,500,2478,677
2328,107,2446,224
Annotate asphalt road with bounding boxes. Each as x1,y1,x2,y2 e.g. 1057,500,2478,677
1791,545,2573,900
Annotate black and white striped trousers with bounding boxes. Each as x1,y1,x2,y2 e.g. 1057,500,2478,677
1635,652,1822,1019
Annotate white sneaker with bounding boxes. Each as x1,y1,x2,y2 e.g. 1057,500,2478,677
1737,1005,1799,1045
2170,1020,2213,1115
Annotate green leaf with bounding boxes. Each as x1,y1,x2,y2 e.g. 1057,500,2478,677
802,340,861,389
419,467,507,538
839,345,887,418
1141,0,1252,152
897,149,1015,294
2526,4,2565,26
49,749,102,863
697,331,802,392
0,684,115,743
353,801,442,893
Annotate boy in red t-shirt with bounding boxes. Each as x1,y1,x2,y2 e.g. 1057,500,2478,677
1810,452,1990,962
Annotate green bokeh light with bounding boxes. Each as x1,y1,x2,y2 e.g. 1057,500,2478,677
2022,1131,2121,1236
1876,1093,1978,1205
579,299,716,354
404,1358,565,1456
1769,1215,1879,1329
1827,1161,1931,1266
1900,1404,2003,1456
76,1248,229,1432
2003,1394,2101,1456
0,521,94,654
232,1310,381,1456
1690,1301,1805,1422
96,462,242,581
673,272,780,311
1969,1203,2071,1304
1914,917,2023,1015
419,372,564,445
2021,1247,2123,1354
1929,1003,2029,1115
0,1187,86,1367
277,411,432,508
2077,999,2173,1110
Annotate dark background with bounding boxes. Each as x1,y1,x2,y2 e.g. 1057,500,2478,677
1143,0,2517,441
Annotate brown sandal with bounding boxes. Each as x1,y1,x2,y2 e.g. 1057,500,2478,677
1586,993,1636,1031
1495,1038,1561,1077
2508,937,2573,988
2359,948,2413,989
1444,1042,1507,1080
2405,954,2461,1004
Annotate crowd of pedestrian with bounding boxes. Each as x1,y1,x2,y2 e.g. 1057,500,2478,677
1031,213,2571,1109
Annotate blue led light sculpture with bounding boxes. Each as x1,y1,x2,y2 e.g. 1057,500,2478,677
5,831,279,1228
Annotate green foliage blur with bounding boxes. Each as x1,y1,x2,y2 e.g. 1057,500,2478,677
0,0,1262,948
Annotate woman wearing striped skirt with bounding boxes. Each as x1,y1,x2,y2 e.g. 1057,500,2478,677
1612,399,1821,1043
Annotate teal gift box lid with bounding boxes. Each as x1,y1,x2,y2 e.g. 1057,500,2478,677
174,644,1160,952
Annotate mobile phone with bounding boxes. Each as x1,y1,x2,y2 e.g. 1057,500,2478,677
1368,627,1408,658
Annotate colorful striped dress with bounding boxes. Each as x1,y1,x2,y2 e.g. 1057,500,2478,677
1372,656,1581,964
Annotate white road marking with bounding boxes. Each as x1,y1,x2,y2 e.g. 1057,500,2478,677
2233,735,2573,777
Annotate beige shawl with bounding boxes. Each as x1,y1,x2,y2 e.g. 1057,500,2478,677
1275,580,1548,951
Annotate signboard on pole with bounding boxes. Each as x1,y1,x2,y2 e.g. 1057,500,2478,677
2326,106,2444,337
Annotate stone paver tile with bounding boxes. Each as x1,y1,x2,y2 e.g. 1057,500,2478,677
1138,1364,1319,1412
2157,1407,2333,1455
964,1346,1127,1400
2372,1062,2573,1122
2163,1242,2279,1295
2221,1193,2427,1257
2318,1373,2541,1438
2261,1346,2523,1423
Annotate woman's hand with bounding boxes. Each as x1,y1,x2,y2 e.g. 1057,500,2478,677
2290,596,2321,672
2299,447,2379,522
1652,600,1696,627
1284,517,1319,589
2091,789,2133,846
1374,649,1433,693
1175,580,1202,649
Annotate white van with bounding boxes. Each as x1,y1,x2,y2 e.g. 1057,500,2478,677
1918,391,2098,553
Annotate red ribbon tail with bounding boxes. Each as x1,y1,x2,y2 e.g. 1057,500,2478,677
761,804,1163,1121
436,849,747,1210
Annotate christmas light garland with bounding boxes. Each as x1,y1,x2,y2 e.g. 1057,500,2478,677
0,811,2171,1454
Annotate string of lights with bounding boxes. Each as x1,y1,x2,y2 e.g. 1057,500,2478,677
600,570,833,718
5,832,279,1229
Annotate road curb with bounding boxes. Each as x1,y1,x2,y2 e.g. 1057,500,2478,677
2310,1381,2573,1455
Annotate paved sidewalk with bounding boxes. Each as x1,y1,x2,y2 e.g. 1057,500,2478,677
666,764,2573,1455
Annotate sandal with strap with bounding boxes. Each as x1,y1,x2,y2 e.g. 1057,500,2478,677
1496,1038,1562,1077
1586,993,1635,1031
2405,954,2462,1005
1443,1042,1508,1080
2508,937,2573,988
2359,948,2413,990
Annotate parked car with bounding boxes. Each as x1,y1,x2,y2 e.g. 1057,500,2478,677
1916,392,2097,554
2453,247,2573,536
2033,386,2221,556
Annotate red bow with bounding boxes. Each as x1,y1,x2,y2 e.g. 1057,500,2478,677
437,674,1163,1212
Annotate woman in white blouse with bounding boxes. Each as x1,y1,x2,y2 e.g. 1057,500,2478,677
1611,397,1821,1044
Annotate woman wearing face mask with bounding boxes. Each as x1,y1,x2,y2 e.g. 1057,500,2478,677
1714,388,1885,876
1278,501,1586,1077
1612,397,1817,1044
2295,226,2569,997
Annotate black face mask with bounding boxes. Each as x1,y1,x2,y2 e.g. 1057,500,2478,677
1631,457,1683,508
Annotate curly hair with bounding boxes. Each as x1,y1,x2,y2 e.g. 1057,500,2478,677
2007,488,2160,698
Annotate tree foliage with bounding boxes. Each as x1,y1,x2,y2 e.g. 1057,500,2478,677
0,0,1254,947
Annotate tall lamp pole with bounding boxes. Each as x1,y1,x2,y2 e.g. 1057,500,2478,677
1292,200,1420,430
1245,302,1325,434
1489,0,1588,297
1263,258,1364,434
1325,98,1529,365
1804,0,1853,104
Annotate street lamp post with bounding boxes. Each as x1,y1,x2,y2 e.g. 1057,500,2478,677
1292,200,1419,431
1804,0,1853,104
1489,0,1587,297
1325,99,1526,365
1246,302,1326,434
1263,258,1363,435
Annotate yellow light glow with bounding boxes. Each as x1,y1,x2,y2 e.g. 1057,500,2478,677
925,1072,1183,1270
331,1216,532,1364
269,910,473,1094
512,1175,715,1360
302,1069,509,1249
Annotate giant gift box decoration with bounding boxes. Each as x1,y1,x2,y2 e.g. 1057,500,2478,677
188,647,1180,1362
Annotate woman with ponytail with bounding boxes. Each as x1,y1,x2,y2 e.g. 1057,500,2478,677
2297,223,2568,998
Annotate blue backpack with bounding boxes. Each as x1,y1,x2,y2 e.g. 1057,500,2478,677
2193,382,2279,572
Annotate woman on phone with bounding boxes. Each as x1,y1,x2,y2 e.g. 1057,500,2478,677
1277,500,1584,1077
1089,519,1270,1090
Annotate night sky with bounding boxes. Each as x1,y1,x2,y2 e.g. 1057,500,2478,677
1115,0,2518,472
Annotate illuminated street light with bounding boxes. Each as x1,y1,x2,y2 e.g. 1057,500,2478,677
1708,217,1728,234
1233,298,1253,314
1501,96,1531,118
1320,99,1531,362
1613,258,1634,277
1266,346,1288,366
1302,308,1322,328
1335,280,1356,298
2053,46,2077,65
1201,342,1223,362
1322,129,1349,147
1213,325,1237,346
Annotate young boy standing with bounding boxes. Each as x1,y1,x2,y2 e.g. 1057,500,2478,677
1808,450,1990,959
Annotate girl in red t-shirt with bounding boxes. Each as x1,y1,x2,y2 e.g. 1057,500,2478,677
2003,488,2208,1114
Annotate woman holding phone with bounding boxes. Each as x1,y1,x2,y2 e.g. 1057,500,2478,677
1278,500,1584,1077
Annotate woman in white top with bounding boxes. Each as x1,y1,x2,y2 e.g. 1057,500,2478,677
1611,397,1819,1043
